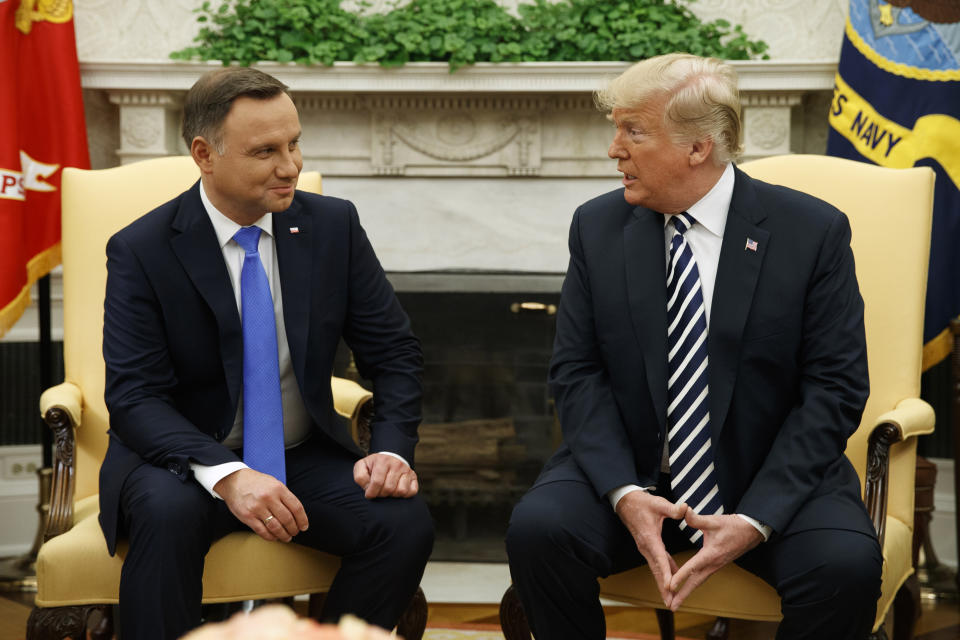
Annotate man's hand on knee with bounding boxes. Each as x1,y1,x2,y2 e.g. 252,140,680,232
615,491,687,607
353,453,419,499
215,469,308,542
667,511,764,610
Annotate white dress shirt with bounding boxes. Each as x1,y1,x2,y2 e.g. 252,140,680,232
189,182,406,499
607,163,771,540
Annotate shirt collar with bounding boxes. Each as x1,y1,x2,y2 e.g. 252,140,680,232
664,162,734,240
199,180,273,250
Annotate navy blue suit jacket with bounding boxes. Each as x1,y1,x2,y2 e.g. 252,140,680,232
99,182,422,554
542,165,874,538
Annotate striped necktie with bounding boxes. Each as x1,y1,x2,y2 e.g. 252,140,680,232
233,226,286,484
666,212,723,544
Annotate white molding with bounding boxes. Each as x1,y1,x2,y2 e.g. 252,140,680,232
926,457,957,569
80,60,837,93
0,446,43,554
0,445,43,496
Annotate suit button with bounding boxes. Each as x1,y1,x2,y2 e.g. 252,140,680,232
168,463,181,475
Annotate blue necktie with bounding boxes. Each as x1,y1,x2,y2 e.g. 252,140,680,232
233,226,286,484
666,213,723,544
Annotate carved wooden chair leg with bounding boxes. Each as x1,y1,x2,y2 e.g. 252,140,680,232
654,608,675,640
705,616,731,640
868,625,890,640
891,572,921,640
89,605,114,640
26,605,111,640
396,586,428,640
499,584,531,640
307,592,327,620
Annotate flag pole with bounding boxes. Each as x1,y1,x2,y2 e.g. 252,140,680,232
38,274,53,468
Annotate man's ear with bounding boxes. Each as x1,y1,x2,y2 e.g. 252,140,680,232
688,138,714,167
191,136,216,174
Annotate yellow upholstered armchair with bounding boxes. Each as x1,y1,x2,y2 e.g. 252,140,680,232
26,156,427,640
499,155,936,640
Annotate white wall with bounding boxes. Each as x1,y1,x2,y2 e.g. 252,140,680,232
72,0,847,64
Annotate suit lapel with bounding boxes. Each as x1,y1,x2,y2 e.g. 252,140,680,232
170,182,243,412
708,167,769,439
624,207,669,431
274,198,311,384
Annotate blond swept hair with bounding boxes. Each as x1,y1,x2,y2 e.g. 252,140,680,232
596,53,743,164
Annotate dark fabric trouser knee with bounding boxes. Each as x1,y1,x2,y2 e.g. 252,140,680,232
506,479,882,640
118,436,434,640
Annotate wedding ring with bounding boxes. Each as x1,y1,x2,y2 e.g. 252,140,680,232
263,515,275,525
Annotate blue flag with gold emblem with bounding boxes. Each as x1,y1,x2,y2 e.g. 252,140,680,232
827,0,960,370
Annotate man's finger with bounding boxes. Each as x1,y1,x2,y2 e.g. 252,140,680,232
670,546,717,594
247,516,279,542
670,566,708,611
381,465,404,496
640,541,675,604
669,501,690,520
409,474,419,496
353,458,370,490
651,559,675,605
261,511,293,542
279,490,309,532
365,458,388,498
683,509,709,530
395,472,412,497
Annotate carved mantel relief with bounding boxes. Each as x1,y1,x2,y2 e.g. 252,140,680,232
368,97,542,176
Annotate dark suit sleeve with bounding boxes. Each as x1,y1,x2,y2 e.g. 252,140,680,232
549,208,651,499
103,233,239,475
340,204,423,465
736,212,869,533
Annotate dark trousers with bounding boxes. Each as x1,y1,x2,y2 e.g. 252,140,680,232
506,478,882,640
117,436,434,640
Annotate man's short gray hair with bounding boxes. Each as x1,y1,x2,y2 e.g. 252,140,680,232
595,53,743,164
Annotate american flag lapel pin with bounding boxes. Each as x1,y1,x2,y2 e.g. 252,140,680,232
289,226,300,234
745,237,758,252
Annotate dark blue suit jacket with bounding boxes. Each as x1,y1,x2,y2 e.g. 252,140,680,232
99,182,422,554
542,165,875,538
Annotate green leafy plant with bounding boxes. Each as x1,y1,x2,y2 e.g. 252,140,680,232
355,0,528,68
171,0,369,66
170,0,768,70
517,0,767,61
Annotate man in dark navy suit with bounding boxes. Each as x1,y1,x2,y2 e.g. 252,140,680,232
101,67,432,639
506,54,882,639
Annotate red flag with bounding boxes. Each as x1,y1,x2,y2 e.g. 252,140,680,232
0,0,89,336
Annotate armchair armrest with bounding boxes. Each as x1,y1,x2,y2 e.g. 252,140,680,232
38,382,83,540
874,398,935,441
863,398,934,547
331,376,374,453
40,382,83,427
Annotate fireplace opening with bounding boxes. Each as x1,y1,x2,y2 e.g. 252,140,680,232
335,286,562,562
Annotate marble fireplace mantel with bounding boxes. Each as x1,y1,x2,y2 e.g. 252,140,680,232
81,60,837,275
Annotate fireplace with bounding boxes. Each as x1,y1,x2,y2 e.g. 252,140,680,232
335,275,563,562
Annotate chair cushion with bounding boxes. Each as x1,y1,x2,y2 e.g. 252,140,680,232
598,550,782,621
36,495,341,607
598,514,911,630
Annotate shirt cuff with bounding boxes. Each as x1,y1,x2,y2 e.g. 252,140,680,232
608,484,648,510
190,461,249,499
373,451,410,467
736,513,772,541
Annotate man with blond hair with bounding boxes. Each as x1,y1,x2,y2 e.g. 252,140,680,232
506,53,882,639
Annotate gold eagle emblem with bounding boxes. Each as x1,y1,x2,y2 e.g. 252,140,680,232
15,0,73,35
